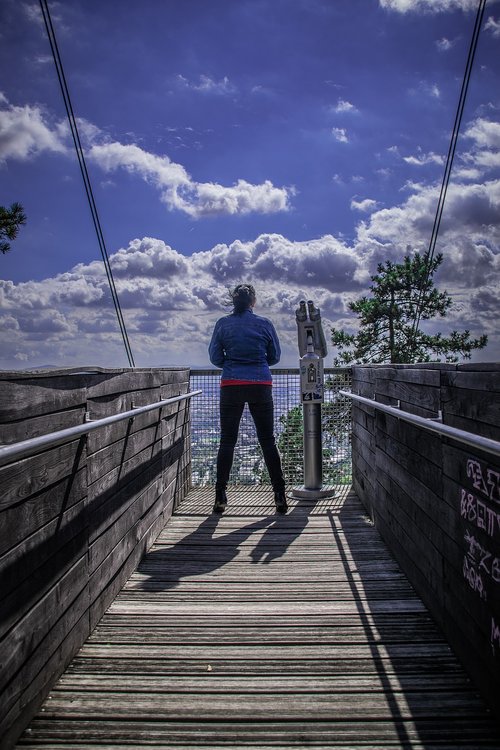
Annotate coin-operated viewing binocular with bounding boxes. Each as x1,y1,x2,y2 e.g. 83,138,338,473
291,300,336,501
296,300,328,358
296,300,328,405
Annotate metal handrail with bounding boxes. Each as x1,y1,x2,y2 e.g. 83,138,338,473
0,390,202,468
340,390,500,459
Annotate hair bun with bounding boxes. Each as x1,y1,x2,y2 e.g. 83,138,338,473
231,283,256,312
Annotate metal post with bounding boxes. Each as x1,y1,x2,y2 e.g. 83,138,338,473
291,300,336,501
303,402,322,489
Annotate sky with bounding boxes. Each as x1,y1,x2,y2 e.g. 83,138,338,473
0,0,499,370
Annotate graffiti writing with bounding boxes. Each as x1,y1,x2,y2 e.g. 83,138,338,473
461,456,500,662
492,617,500,654
464,530,500,584
463,555,487,600
460,489,500,539
466,459,500,504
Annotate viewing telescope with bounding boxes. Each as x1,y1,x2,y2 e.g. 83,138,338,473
295,300,328,359
291,300,336,501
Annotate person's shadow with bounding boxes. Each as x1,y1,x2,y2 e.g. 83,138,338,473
249,502,312,564
137,502,313,590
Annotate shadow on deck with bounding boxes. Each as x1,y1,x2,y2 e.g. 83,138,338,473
16,486,500,749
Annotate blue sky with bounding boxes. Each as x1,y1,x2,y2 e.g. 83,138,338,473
1,0,499,369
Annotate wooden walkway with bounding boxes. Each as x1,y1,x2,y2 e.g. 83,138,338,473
17,487,500,749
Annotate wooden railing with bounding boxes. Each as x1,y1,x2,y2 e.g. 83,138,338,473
2,362,499,746
0,367,193,748
349,363,500,717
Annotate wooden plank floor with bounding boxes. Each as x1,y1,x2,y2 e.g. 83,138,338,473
17,486,500,749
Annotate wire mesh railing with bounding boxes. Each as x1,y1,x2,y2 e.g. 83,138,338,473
189,368,352,487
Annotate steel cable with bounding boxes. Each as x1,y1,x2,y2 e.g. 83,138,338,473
39,0,135,367
409,0,487,351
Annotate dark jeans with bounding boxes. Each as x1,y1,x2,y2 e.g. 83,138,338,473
216,384,285,492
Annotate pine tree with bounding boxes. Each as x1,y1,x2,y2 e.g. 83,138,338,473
0,202,26,254
331,252,487,364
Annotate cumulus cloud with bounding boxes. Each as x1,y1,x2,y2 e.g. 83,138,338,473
196,234,366,291
465,118,500,149
0,231,370,367
89,140,294,217
109,237,189,277
461,118,500,174
0,314,20,332
0,98,67,162
0,206,500,366
0,99,498,368
2,166,497,370
0,96,293,218
89,142,294,218
360,179,500,255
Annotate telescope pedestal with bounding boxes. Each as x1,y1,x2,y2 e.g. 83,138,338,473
290,485,337,501
291,402,336,502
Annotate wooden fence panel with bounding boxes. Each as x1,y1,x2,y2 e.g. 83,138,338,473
351,363,500,717
0,367,192,750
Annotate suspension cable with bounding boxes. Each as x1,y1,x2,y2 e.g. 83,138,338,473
409,0,487,349
39,0,135,367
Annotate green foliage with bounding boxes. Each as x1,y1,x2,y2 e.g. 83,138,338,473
277,405,304,484
0,202,26,254
276,380,352,486
331,251,487,364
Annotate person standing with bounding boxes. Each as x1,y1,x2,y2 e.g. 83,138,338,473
208,284,287,515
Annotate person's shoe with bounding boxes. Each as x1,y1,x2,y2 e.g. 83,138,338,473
274,490,288,514
213,488,227,514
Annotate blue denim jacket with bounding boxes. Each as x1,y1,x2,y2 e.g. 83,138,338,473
209,309,281,382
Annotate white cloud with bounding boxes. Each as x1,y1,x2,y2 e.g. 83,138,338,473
0,99,498,368
403,150,445,166
380,0,480,13
436,37,458,52
176,74,237,96
22,3,44,27
34,55,53,65
422,82,441,99
465,118,500,149
0,314,20,332
332,127,349,143
251,84,275,97
334,99,358,114
350,198,379,212
2,169,498,369
461,118,500,173
0,96,293,218
196,233,366,290
0,98,67,162
89,140,294,218
453,166,483,180
23,2,69,34
360,179,500,251
485,16,500,38
0,232,370,367
109,237,189,277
